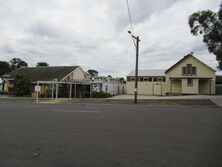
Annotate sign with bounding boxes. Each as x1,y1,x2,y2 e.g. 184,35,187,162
35,85,41,92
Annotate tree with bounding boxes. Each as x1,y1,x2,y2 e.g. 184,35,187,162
36,62,49,67
216,75,222,84
11,73,31,96
87,69,98,77
119,77,125,83
0,61,11,91
188,3,222,69
0,61,11,78
10,58,28,70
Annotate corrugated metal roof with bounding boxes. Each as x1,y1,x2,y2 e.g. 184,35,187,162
127,69,166,77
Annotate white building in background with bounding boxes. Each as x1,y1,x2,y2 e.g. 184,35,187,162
92,76,125,95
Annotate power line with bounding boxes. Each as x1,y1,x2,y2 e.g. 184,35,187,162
125,0,134,33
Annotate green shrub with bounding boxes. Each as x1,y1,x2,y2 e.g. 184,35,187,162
11,73,31,96
92,92,112,98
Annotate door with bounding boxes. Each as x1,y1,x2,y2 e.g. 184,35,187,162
153,84,162,96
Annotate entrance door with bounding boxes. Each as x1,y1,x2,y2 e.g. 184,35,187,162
153,84,162,96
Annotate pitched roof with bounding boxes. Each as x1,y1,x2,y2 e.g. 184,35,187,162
165,54,216,73
127,69,166,77
6,66,79,81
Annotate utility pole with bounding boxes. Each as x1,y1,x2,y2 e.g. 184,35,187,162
128,31,140,104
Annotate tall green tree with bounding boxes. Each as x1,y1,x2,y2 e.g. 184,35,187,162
0,61,11,78
11,73,31,96
188,3,222,69
36,62,49,67
10,58,28,70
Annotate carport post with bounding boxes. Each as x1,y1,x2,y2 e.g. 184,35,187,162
90,84,92,97
74,84,76,98
36,82,39,102
51,84,54,99
56,83,58,100
69,83,72,99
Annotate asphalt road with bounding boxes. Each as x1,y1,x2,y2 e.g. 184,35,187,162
0,103,221,167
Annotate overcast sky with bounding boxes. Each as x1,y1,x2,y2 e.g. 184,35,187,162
0,0,221,77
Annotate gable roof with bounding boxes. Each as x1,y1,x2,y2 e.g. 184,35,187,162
128,69,166,77
165,54,216,73
6,66,79,82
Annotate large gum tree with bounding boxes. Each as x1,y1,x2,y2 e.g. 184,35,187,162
189,3,222,69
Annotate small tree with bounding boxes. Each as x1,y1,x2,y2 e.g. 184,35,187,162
10,58,28,70
119,77,125,83
87,69,98,77
12,73,31,96
36,62,49,67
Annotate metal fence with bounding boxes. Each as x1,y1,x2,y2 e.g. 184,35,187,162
216,84,222,95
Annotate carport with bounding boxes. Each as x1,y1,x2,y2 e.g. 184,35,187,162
35,81,91,102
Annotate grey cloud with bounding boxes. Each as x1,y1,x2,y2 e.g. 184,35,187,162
1,45,15,54
28,21,61,39
0,0,221,77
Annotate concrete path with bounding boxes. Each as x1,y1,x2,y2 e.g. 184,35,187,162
110,95,222,107
209,96,222,107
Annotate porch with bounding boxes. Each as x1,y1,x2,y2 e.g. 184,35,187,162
168,76,213,95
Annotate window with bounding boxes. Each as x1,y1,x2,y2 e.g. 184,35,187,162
148,77,152,82
182,67,186,75
157,77,162,82
192,67,196,75
131,78,135,81
127,77,130,82
153,77,157,82
187,64,192,75
144,78,148,81
163,77,166,82
105,85,108,92
182,64,197,76
139,77,144,82
187,78,193,86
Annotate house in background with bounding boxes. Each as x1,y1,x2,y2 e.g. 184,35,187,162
126,54,216,95
3,66,91,98
92,76,125,95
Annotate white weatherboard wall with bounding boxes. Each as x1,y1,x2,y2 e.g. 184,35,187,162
126,69,166,95
102,82,125,95
126,81,166,95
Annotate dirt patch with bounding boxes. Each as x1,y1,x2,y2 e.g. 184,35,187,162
37,98,72,104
